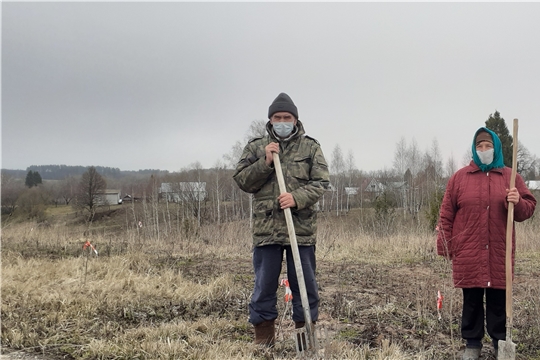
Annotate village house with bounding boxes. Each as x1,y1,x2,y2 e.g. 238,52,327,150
526,180,540,198
159,182,207,203
95,189,121,205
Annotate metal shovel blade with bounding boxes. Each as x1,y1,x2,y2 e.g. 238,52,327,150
497,339,516,360
293,325,327,358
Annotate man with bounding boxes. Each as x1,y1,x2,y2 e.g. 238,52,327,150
233,93,330,346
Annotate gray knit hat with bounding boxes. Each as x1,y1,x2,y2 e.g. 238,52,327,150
268,93,298,119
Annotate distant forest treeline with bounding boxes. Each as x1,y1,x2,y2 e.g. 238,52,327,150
1,165,170,180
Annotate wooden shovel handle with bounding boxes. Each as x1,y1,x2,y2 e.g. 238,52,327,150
272,153,315,331
505,119,518,330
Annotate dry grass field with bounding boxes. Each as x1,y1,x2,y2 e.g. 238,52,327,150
1,205,539,359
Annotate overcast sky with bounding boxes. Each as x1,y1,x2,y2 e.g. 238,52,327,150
2,2,540,174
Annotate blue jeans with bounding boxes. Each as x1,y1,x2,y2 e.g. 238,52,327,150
249,244,319,326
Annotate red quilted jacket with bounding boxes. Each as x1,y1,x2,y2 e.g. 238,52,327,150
437,161,536,289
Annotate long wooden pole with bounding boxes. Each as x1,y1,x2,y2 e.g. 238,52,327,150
505,119,518,344
273,152,317,353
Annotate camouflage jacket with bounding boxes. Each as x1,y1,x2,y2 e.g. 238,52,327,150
233,120,330,247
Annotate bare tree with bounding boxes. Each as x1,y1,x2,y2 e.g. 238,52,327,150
430,138,444,182
344,149,359,211
223,140,248,222
408,138,422,177
223,140,244,170
420,139,444,203
445,153,457,179
345,150,357,186
172,162,207,228
402,138,421,218
393,136,408,179
76,166,107,221
60,176,78,205
391,137,407,212
517,141,537,177
43,181,62,207
226,119,267,223
1,173,25,217
330,144,345,215
209,160,227,225
245,119,267,141
149,174,161,240
414,139,444,216
190,162,204,228
462,146,473,167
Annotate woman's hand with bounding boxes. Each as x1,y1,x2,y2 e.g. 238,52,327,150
506,187,520,205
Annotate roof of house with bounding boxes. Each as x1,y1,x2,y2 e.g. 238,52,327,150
526,180,540,190
96,189,120,195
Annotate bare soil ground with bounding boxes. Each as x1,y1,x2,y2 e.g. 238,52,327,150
3,208,540,359
165,254,539,359
3,254,538,359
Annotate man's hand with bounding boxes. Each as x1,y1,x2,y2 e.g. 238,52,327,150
506,187,520,205
265,142,279,166
278,192,296,209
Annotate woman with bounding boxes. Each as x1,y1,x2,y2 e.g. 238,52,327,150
437,127,536,360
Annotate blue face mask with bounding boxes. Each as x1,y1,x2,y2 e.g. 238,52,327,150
273,122,295,138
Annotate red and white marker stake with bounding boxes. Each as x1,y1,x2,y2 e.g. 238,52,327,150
83,241,98,256
437,290,443,320
280,278,293,303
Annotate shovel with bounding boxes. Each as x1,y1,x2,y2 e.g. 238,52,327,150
273,152,321,357
498,118,519,360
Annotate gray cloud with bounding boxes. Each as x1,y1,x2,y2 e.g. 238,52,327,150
2,2,539,172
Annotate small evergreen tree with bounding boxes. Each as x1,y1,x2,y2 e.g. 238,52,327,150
33,171,42,186
25,170,43,188
425,187,445,231
485,111,513,167
24,171,33,188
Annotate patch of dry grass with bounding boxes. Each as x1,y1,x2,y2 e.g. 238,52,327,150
2,207,540,359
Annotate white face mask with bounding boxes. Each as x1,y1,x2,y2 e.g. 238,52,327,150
476,148,494,165
273,122,295,138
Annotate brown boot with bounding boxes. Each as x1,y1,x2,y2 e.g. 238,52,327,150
254,320,275,346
